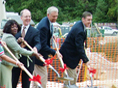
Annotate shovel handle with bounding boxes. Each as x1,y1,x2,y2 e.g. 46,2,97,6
23,41,33,51
24,40,56,68
3,43,19,62
23,40,46,63
2,41,42,87
23,40,60,78
53,38,68,76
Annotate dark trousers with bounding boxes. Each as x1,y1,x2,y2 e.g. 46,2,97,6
12,56,35,88
12,67,33,88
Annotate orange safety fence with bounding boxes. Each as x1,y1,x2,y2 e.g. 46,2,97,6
17,36,118,88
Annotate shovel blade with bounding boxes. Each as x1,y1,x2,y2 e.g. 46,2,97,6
57,77,74,81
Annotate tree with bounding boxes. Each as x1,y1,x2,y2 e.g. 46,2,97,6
107,0,117,22
5,0,117,23
94,0,108,22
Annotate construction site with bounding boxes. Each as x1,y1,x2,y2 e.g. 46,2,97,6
0,0,118,88
15,25,118,88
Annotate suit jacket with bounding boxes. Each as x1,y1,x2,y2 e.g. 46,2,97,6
15,25,41,71
1,33,33,66
60,21,89,69
35,17,56,66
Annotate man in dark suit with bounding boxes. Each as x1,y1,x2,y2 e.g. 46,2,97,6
60,11,92,88
32,6,62,88
12,9,41,88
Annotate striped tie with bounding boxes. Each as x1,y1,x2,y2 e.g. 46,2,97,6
22,26,26,38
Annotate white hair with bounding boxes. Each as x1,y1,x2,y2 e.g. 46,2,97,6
47,6,58,14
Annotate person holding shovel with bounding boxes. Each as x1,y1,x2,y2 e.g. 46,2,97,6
0,41,23,86
12,9,41,88
1,19,40,88
60,11,92,88
33,6,62,88
0,41,23,67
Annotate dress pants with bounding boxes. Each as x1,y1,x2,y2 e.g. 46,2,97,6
12,56,35,88
12,67,33,88
32,64,47,88
63,66,77,88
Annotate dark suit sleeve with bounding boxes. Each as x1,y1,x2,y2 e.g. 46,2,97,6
15,31,21,39
75,32,89,63
33,30,41,51
40,27,56,56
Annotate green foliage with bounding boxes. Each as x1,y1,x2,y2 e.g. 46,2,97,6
107,0,117,22
5,0,117,23
94,0,108,22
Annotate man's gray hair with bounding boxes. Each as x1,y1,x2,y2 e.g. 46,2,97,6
82,11,92,18
20,9,31,16
47,6,58,14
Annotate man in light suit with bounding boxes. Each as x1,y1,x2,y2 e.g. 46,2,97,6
12,9,41,88
32,6,62,88
60,11,92,88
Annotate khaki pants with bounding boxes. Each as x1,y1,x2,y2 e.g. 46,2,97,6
63,67,77,88
32,64,47,88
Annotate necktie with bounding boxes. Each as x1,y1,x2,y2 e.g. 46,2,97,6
51,24,53,35
85,29,87,48
22,26,26,38
85,29,87,40
50,24,54,47
21,26,26,48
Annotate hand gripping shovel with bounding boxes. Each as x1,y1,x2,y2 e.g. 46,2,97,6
53,38,74,81
80,65,96,88
2,41,42,88
23,40,73,81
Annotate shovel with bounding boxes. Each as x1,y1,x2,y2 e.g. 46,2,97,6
23,40,73,81
76,59,83,82
53,38,74,81
2,41,42,88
